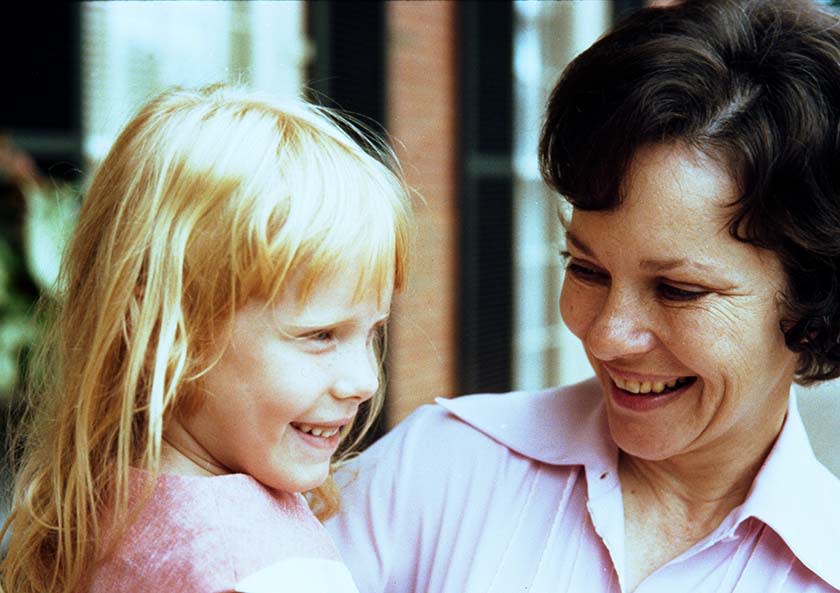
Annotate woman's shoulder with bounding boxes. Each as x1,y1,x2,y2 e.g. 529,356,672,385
346,376,608,485
377,377,607,465
327,379,607,591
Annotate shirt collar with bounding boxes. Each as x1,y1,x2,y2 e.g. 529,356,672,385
436,378,840,589
435,377,613,470
733,388,840,588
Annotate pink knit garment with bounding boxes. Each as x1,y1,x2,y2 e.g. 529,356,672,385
88,470,358,593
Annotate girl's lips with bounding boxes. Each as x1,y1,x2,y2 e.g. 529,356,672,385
291,422,343,437
291,423,343,451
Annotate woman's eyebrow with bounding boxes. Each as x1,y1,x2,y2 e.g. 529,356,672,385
639,257,720,274
567,229,726,276
564,231,596,257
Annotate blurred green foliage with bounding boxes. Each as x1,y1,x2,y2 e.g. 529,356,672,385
0,138,79,403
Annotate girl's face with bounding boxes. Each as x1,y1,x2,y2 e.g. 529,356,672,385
164,268,390,492
559,143,798,465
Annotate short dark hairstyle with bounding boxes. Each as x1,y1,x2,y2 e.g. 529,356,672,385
540,0,840,384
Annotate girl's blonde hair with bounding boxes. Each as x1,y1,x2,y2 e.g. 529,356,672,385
0,84,412,593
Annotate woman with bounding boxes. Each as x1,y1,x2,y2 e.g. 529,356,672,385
326,0,840,591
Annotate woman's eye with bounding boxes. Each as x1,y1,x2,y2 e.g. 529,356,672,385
565,261,608,283
657,283,708,301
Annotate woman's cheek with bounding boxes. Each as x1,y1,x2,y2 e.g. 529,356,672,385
560,282,594,340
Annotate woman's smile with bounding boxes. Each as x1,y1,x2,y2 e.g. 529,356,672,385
607,374,699,412
603,365,697,395
600,363,698,411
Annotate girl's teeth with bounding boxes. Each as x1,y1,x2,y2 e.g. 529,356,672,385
294,423,339,438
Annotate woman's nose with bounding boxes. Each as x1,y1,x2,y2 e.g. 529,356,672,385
583,289,656,362
331,342,379,402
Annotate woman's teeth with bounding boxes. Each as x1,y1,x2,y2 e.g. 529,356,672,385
612,375,693,394
293,423,340,438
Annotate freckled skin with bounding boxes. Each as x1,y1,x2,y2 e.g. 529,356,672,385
162,269,391,493
560,142,798,467
561,143,802,590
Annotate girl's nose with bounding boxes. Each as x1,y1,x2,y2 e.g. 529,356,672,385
331,342,379,402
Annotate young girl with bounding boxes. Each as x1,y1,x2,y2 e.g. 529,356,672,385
0,84,412,593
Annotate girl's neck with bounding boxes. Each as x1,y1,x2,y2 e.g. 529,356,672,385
160,421,227,477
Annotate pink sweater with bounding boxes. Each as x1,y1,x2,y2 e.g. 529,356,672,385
88,471,359,593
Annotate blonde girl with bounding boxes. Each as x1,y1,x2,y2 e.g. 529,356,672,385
1,84,412,593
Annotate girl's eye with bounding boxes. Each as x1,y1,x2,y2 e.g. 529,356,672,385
657,283,708,302
306,330,335,343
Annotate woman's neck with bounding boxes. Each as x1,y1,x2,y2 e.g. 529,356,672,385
617,405,787,592
619,386,790,522
619,445,760,524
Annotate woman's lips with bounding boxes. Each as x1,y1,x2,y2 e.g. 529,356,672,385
607,375,697,412
611,374,695,395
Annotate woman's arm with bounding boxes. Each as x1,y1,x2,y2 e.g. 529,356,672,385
326,408,435,593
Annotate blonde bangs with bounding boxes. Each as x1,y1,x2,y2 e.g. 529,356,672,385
215,107,412,312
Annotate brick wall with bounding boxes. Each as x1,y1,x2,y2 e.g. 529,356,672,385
385,2,459,425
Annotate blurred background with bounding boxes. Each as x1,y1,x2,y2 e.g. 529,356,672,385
1,0,838,512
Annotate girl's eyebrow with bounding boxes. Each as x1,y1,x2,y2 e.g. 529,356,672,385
284,312,390,332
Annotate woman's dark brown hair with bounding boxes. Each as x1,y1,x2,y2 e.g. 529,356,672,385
540,0,840,383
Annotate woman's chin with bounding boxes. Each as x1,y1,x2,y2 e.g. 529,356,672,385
600,376,703,461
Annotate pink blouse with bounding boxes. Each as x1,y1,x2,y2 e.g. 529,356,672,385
326,378,840,592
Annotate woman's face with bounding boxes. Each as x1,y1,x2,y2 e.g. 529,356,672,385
560,143,798,463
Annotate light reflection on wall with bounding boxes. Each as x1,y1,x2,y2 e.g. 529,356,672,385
80,1,307,165
511,0,611,391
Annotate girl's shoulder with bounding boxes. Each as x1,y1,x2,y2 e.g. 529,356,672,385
88,471,343,593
